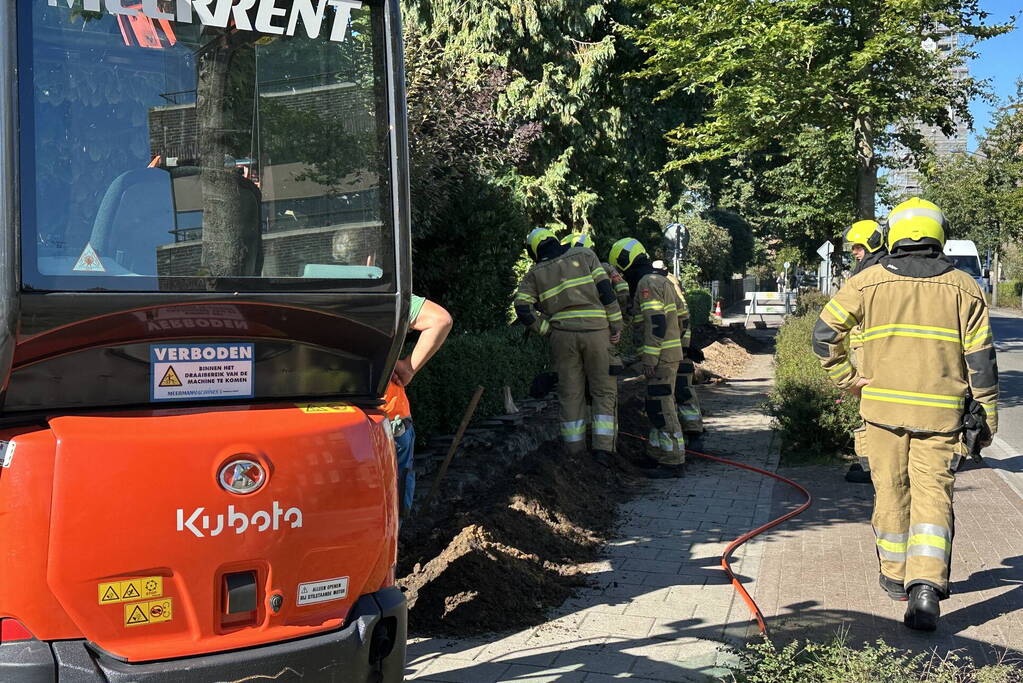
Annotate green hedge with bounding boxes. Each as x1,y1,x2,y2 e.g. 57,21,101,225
734,637,1021,682
793,290,828,317
766,312,860,461
405,327,549,439
996,281,1022,309
686,288,712,327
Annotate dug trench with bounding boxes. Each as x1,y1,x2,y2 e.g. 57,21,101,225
397,324,763,636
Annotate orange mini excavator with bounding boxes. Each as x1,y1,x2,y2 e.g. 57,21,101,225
0,1,412,680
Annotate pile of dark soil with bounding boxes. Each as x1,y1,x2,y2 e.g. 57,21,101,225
398,436,635,635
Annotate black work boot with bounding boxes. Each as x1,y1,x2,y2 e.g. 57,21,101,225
903,584,940,631
645,463,686,479
592,450,615,469
879,574,908,601
845,463,872,484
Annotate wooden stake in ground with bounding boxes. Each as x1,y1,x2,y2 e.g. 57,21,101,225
424,385,485,507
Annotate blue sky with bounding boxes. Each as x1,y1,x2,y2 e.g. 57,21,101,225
968,0,1022,148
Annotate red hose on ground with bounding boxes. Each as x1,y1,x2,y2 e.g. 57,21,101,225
619,432,812,636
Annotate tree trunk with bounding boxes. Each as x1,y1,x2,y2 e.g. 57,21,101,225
854,113,877,220
992,248,1000,306
196,34,260,278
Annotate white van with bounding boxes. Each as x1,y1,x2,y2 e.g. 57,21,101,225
944,240,989,292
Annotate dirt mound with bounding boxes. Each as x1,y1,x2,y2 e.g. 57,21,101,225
399,524,581,635
690,323,765,381
698,338,753,379
398,438,633,635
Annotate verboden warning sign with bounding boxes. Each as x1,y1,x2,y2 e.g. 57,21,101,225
150,343,254,402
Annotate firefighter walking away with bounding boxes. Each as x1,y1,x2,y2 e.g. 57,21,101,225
813,198,998,631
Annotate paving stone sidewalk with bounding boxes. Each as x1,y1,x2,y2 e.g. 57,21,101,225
405,349,779,683
755,453,1023,666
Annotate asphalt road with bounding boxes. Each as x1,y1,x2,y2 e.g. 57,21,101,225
982,308,1023,499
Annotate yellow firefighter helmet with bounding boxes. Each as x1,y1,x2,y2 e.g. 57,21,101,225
560,232,594,249
526,228,558,260
845,220,885,253
608,238,648,272
887,198,946,251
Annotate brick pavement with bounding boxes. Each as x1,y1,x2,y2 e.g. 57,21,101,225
405,349,777,682
755,458,1023,666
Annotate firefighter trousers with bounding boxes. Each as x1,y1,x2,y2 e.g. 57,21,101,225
865,422,959,597
675,360,704,434
550,328,617,453
646,360,685,465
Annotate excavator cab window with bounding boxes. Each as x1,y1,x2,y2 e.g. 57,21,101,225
18,0,394,292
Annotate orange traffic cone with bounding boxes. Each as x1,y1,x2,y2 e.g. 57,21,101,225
713,300,723,326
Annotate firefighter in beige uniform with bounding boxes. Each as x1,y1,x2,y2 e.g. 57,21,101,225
561,232,631,376
610,238,686,477
843,219,888,484
663,270,704,436
515,229,623,461
814,198,998,631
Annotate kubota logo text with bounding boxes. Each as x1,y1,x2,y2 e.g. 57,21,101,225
176,502,303,538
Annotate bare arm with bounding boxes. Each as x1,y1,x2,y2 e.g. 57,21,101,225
393,299,453,385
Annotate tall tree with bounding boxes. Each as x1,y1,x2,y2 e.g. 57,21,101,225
627,0,1010,225
402,0,694,240
922,84,1023,257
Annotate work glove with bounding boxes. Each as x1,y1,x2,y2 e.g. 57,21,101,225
962,398,992,463
687,346,705,363
642,364,657,379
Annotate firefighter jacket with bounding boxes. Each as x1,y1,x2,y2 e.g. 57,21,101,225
848,250,888,356
515,246,623,336
604,262,631,316
634,272,685,370
814,252,998,435
665,272,692,348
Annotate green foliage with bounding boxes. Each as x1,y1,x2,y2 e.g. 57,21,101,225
996,281,1022,309
793,291,829,318
683,214,733,281
405,327,549,439
403,0,693,239
704,208,755,274
767,313,859,461
627,0,1012,226
734,636,1023,683
685,288,712,328
921,83,1023,257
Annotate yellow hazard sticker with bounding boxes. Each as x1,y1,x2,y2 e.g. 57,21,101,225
295,402,355,414
98,576,163,605
159,366,182,387
124,598,173,627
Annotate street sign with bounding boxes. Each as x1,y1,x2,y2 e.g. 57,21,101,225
816,241,834,259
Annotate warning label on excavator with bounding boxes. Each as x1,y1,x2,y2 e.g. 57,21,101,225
159,366,182,387
150,343,253,401
124,598,173,627
98,576,163,605
73,242,105,272
295,402,356,414
297,576,349,605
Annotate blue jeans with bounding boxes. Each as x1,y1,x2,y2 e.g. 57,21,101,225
394,419,416,518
